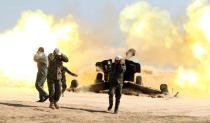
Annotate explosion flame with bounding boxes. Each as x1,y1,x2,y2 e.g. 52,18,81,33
119,0,210,96
0,10,79,87
1,1,210,97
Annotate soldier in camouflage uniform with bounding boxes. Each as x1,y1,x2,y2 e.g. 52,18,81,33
61,66,78,96
34,47,49,102
108,56,126,114
47,48,68,109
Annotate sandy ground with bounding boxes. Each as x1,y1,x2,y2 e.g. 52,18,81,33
0,89,210,123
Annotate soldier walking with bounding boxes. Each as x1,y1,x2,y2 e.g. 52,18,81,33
61,66,78,96
34,47,49,102
108,56,126,114
47,48,68,109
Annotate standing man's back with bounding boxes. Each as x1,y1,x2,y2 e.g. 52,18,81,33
34,47,49,102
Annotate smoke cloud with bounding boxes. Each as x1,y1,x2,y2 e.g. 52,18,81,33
0,1,210,97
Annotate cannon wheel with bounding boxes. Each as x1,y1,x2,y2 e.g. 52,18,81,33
136,76,142,85
160,84,168,94
95,73,104,83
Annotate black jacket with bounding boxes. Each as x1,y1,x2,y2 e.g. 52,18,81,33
110,62,126,84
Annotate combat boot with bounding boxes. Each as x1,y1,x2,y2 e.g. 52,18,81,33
107,98,113,111
108,105,112,111
42,95,49,102
49,102,55,109
114,100,120,114
54,102,60,109
114,107,119,114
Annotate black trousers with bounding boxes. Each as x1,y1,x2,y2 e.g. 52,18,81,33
108,83,123,111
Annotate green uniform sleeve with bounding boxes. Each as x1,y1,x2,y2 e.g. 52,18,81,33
61,54,69,62
64,67,77,76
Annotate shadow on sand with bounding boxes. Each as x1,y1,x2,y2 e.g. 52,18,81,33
0,102,37,108
0,101,109,114
62,106,109,113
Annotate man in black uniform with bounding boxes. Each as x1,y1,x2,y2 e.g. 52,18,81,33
47,48,68,109
61,66,78,96
108,56,126,114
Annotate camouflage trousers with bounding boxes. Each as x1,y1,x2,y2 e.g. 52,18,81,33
47,79,62,103
108,83,123,111
61,79,67,94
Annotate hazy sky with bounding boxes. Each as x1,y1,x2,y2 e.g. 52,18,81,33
0,0,196,49
0,0,191,31
0,0,208,72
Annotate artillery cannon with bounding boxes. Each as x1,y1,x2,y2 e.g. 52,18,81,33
90,59,168,96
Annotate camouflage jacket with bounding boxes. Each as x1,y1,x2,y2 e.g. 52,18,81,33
47,53,68,80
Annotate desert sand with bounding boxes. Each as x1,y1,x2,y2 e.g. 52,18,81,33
0,88,210,123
